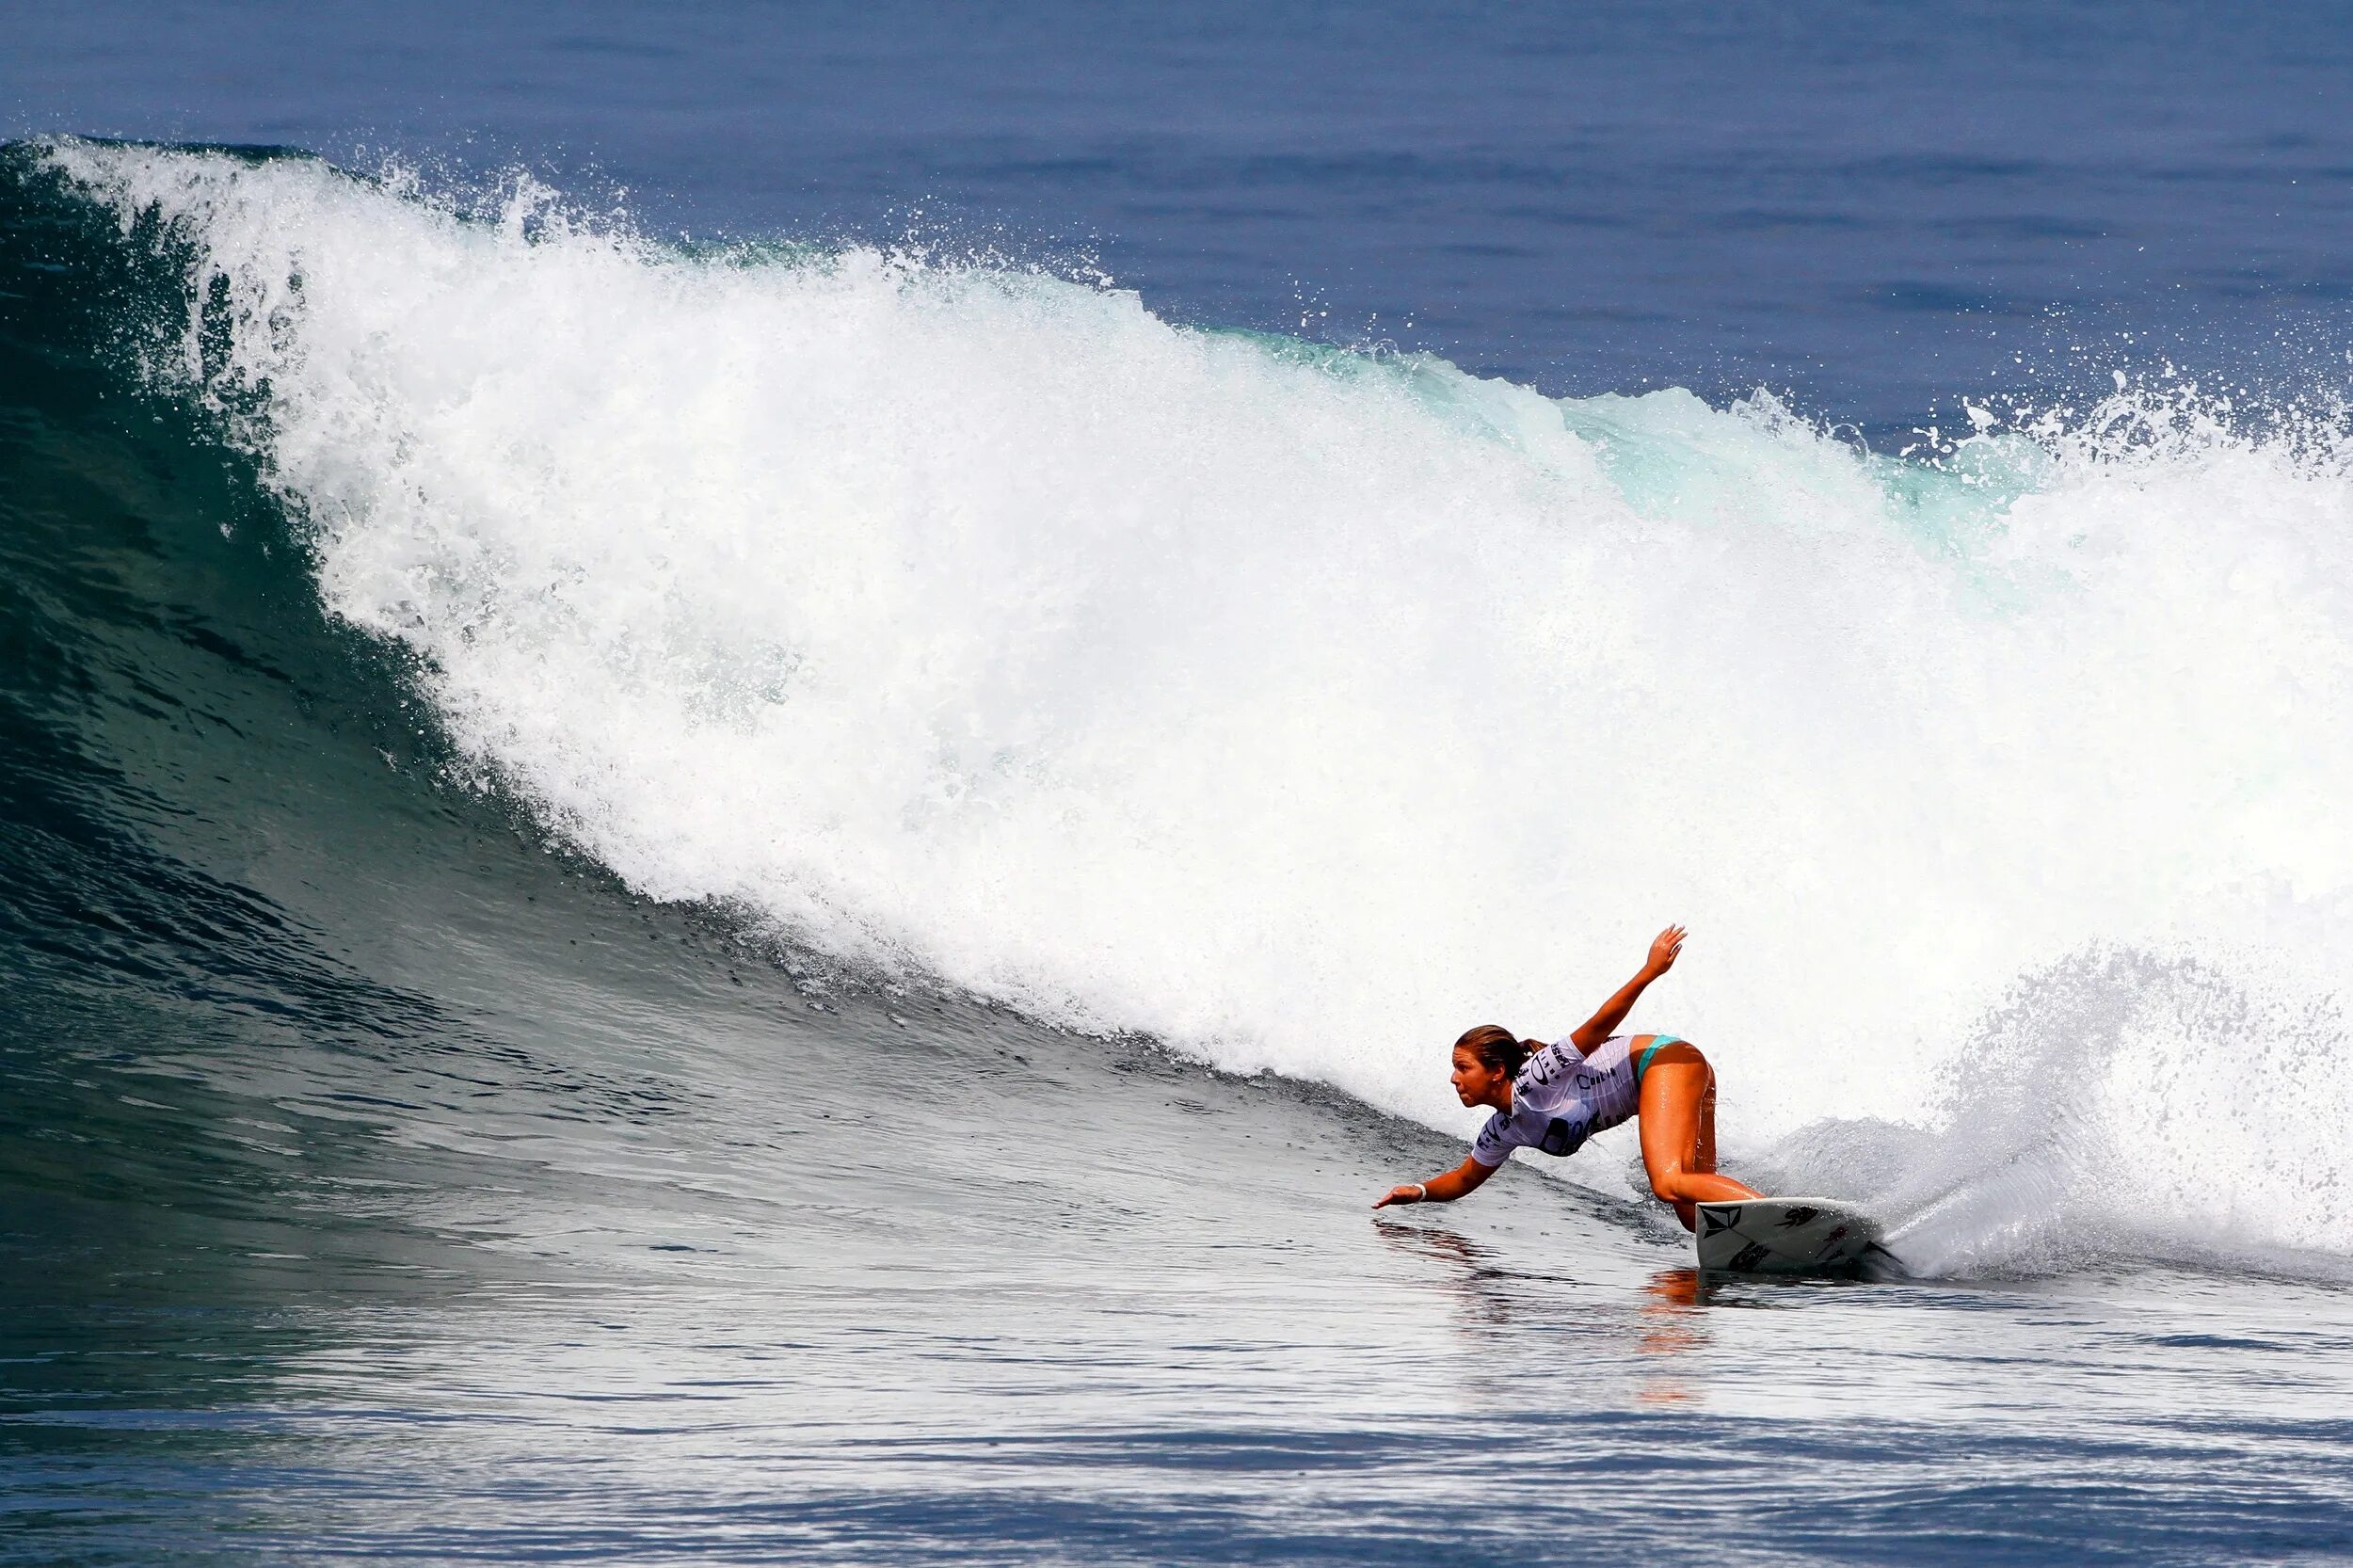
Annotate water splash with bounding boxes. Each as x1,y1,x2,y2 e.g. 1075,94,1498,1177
43,137,2353,1275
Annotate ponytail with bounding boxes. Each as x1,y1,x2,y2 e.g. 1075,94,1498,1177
1454,1023,1541,1077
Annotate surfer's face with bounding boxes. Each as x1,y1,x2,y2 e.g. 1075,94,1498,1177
1450,1046,1505,1107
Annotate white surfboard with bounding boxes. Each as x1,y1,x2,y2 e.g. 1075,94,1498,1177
1693,1196,1884,1275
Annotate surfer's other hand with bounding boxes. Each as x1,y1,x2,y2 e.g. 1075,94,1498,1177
1645,924,1687,976
1373,1184,1424,1208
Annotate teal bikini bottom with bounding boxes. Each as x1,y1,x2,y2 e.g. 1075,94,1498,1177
1633,1034,1686,1080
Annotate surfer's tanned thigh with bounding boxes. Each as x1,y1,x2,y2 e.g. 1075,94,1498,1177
1634,1042,1753,1230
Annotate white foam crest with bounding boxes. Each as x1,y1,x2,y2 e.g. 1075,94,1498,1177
49,140,2353,1274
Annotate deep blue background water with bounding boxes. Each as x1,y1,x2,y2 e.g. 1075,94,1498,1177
10,0,2353,436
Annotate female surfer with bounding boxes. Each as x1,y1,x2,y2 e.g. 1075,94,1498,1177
1372,926,1763,1230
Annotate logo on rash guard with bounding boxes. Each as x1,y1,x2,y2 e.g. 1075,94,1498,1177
1537,1116,1587,1156
1527,1053,1603,1096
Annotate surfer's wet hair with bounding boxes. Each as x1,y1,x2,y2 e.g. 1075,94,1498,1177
1454,1024,1538,1076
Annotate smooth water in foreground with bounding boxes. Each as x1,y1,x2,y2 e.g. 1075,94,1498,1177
16,952,2353,1563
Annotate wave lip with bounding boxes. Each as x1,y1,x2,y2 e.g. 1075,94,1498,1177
31,136,2353,1278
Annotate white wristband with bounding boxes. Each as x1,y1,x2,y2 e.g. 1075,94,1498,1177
1408,1182,1428,1202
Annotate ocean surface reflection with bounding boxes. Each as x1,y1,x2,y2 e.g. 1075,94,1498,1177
15,986,2353,1567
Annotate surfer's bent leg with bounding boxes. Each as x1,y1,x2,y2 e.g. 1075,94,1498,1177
1636,1041,1763,1231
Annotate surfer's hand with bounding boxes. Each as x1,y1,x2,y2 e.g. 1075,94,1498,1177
1644,924,1687,977
1373,1184,1426,1208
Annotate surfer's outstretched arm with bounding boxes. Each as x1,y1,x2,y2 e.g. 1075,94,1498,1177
1373,1155,1498,1208
1569,924,1686,1051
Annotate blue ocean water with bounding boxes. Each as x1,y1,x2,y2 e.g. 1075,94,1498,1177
17,0,2353,433
8,6,2353,1564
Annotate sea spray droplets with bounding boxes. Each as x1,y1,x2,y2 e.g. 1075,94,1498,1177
42,137,2353,1274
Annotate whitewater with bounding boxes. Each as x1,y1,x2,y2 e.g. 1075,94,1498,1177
32,137,2353,1284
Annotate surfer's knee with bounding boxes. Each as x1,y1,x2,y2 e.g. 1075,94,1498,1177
1641,1142,1705,1226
